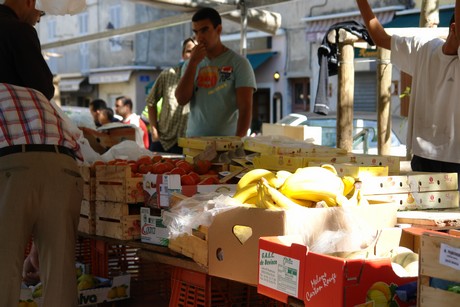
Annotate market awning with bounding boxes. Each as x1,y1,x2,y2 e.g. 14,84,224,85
302,6,404,42
247,51,277,70
89,70,132,84
59,77,86,92
384,5,454,28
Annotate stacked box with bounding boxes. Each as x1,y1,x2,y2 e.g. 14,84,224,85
94,165,143,240
79,165,96,235
179,136,244,170
361,172,459,211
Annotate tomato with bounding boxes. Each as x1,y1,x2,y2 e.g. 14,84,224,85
92,160,106,167
170,167,186,176
128,162,138,173
138,163,153,174
137,155,152,165
180,174,195,186
193,160,212,175
176,160,193,173
188,171,201,185
152,155,163,163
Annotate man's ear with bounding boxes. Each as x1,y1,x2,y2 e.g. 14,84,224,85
216,24,222,36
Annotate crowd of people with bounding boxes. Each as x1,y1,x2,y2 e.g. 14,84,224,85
1,0,459,305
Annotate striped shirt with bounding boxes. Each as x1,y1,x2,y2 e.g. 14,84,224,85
0,83,81,159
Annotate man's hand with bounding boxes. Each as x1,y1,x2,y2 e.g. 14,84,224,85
23,245,40,286
190,43,207,65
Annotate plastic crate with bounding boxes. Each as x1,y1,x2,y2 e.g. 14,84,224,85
90,238,173,304
169,267,287,307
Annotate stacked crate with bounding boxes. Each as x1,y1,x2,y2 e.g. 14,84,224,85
79,165,96,235
94,164,144,240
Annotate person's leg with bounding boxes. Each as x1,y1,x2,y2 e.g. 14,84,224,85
0,154,37,306
34,153,82,307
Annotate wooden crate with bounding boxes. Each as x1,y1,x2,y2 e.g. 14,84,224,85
80,165,96,201
95,165,144,203
95,201,141,240
78,200,96,235
168,225,208,267
418,231,460,306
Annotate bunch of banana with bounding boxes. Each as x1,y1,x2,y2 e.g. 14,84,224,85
257,177,307,210
279,165,345,207
233,169,292,205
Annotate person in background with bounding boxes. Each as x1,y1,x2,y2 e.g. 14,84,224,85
357,0,460,178
175,7,257,137
115,96,150,149
97,107,119,126
89,99,108,127
0,1,83,306
146,37,196,154
0,0,53,100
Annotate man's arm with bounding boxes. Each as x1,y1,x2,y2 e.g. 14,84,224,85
147,105,159,141
235,87,254,137
175,44,206,105
356,0,392,50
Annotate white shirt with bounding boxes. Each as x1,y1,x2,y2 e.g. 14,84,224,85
392,35,460,164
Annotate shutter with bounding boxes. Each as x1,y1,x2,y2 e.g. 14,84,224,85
354,72,376,112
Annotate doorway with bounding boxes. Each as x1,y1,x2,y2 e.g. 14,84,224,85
252,88,270,134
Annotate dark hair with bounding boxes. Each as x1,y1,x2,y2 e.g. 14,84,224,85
116,96,133,110
182,37,196,54
192,7,221,28
101,107,115,121
89,99,107,111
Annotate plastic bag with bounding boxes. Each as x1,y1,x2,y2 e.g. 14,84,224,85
161,193,238,239
100,140,153,162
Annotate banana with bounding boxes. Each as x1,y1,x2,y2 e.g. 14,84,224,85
280,166,344,206
288,197,316,208
237,169,276,190
272,170,293,188
320,163,338,175
260,178,305,210
232,183,258,204
341,176,356,197
256,180,277,209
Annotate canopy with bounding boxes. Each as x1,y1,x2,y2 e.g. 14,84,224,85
36,0,86,15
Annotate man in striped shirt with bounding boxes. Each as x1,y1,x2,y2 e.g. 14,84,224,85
0,2,84,304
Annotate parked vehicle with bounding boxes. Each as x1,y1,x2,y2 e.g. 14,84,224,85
277,111,408,156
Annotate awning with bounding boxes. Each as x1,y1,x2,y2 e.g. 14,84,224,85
303,6,404,42
59,77,85,92
384,5,454,28
247,51,277,70
89,70,133,84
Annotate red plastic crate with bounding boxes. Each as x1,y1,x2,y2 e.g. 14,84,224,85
169,267,287,307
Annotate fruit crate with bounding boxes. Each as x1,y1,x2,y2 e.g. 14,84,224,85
79,200,96,235
169,267,287,307
80,165,96,201
418,231,460,307
95,201,141,240
95,165,144,203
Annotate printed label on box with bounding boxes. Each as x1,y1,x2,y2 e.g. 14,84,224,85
259,249,300,297
440,243,460,270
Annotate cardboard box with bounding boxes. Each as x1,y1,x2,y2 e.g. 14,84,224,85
178,136,243,151
308,162,389,179
20,275,131,306
82,126,136,154
367,190,459,210
140,207,169,246
172,203,398,286
262,123,323,142
157,174,237,208
258,232,417,307
361,172,458,195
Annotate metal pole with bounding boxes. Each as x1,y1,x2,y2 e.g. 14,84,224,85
239,0,248,57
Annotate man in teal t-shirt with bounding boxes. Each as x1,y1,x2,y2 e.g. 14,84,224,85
175,7,257,137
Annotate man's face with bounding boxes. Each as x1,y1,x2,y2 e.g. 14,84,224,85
192,19,221,52
24,0,44,26
114,100,127,118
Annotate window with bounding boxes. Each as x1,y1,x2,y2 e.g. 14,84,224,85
109,5,122,52
290,78,310,113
